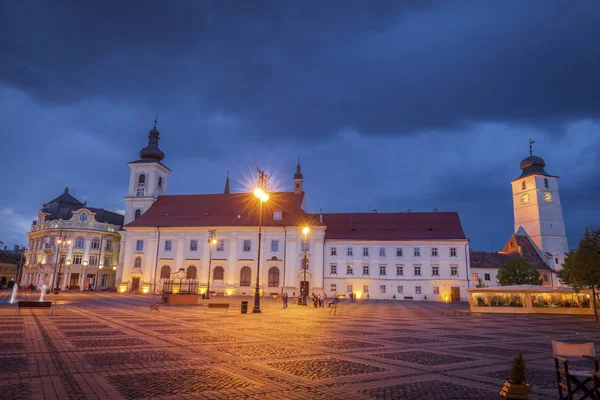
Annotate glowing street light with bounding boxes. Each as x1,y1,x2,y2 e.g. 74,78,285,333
301,226,310,306
206,229,217,299
252,167,268,313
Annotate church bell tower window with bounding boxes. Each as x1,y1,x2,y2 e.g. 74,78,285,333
138,174,146,186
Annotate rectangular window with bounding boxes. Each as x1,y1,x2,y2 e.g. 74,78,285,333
379,248,386,257
396,248,403,257
136,240,144,251
451,266,458,276
472,273,479,281
415,286,422,294
217,240,225,251
76,238,85,248
432,266,439,276
190,240,198,251
347,284,353,293
433,286,440,295
101,275,108,287
274,210,282,220
330,264,337,274
164,240,172,251
363,284,369,293
544,274,549,282
301,241,310,252
380,285,386,293
331,247,337,256
105,241,113,251
89,255,99,266
347,264,353,275
347,247,353,256
450,247,457,257
414,248,420,257
59,255,66,264
379,265,386,275
271,240,279,252
363,247,369,257
243,240,251,252
330,284,337,292
554,257,559,264
414,266,421,276
91,239,100,250
72,254,83,264
431,248,438,256
397,285,404,294
396,265,404,276
484,273,490,281
103,256,112,267
363,264,369,275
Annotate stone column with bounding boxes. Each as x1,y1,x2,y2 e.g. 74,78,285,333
284,230,298,294
313,229,325,292
147,231,159,289
175,233,185,273
201,233,210,285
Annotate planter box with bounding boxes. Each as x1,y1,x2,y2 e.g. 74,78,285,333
162,294,199,305
500,381,531,399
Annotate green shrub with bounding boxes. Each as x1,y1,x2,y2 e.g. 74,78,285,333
510,349,526,384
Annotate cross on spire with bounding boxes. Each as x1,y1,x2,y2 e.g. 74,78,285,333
529,138,535,156
154,115,158,128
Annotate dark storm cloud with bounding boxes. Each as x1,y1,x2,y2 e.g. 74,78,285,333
1,1,599,145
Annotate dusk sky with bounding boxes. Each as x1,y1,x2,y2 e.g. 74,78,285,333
1,1,599,251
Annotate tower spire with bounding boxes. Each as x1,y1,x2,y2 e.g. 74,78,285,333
529,138,535,157
224,171,230,194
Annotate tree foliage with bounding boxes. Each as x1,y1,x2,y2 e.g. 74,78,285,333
497,256,542,286
557,228,600,291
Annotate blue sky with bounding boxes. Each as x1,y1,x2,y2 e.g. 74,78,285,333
0,1,599,251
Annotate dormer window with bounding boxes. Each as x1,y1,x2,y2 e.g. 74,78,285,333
274,210,282,220
79,214,87,223
138,174,146,186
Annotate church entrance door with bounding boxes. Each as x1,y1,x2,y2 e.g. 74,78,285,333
450,287,460,302
132,277,140,292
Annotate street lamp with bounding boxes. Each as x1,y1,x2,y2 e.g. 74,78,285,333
252,168,269,313
53,235,72,294
301,226,310,306
206,229,217,299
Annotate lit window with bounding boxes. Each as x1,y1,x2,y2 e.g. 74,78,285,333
396,248,403,257
330,264,337,274
347,247,353,256
362,265,369,275
346,264,353,275
396,265,404,276
380,285,386,293
414,266,421,276
164,240,172,251
243,240,251,252
415,286,422,294
274,210,282,220
379,248,386,257
451,266,458,276
331,247,337,256
433,286,440,295
271,240,279,252
379,265,387,275
431,248,438,256
450,248,457,257
414,248,420,257
432,266,439,276
190,240,198,251
472,273,479,281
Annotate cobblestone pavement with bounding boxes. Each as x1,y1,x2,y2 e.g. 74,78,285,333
2,290,599,399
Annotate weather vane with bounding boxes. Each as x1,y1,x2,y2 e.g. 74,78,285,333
528,138,535,156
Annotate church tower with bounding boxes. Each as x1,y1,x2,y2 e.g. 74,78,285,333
124,119,171,225
511,140,569,269
294,159,304,195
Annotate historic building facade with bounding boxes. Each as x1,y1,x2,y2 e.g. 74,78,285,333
470,143,569,286
21,188,123,291
117,123,471,301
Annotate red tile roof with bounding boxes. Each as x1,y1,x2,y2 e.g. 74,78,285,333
125,192,316,228
321,212,467,241
471,234,553,271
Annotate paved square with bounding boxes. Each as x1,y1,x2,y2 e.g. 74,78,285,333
2,290,599,399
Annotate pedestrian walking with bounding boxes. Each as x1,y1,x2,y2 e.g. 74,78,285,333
282,292,288,309
319,292,325,307
329,296,339,315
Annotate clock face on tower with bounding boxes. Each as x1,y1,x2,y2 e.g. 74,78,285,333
544,191,553,203
520,193,530,204
136,189,144,197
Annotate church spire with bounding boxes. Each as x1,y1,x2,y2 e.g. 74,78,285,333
138,117,165,162
529,138,535,157
294,158,304,195
224,171,230,194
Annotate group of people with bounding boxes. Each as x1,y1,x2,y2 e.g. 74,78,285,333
280,292,340,314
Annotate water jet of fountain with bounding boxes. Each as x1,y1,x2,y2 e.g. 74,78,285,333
40,285,47,302
9,284,18,304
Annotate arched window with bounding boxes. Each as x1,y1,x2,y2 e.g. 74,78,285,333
138,174,146,185
158,177,163,187
186,265,197,279
134,257,141,268
134,209,141,219
213,266,224,281
295,183,300,189
544,178,549,189
521,180,526,190
268,267,279,287
240,266,251,286
160,265,171,279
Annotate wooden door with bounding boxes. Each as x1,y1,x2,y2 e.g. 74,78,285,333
451,287,460,302
132,277,140,291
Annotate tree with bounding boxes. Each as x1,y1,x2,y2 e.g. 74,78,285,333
476,278,486,288
496,256,542,286
557,228,600,321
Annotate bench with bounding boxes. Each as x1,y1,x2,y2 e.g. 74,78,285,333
203,303,230,314
16,301,53,315
403,296,414,300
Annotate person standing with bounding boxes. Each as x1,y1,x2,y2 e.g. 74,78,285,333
282,292,288,309
329,296,338,315
319,292,325,307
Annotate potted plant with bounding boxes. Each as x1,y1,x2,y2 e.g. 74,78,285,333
500,349,531,399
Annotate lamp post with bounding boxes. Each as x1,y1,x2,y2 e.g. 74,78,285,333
206,229,217,299
301,227,310,306
53,235,72,294
252,168,269,313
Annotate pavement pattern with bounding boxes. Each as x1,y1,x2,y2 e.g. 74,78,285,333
1,290,598,400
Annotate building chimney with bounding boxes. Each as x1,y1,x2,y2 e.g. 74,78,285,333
319,209,323,223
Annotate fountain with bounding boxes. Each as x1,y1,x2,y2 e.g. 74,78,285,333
9,284,18,304
40,284,47,302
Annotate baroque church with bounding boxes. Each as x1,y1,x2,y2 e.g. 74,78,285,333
117,123,471,301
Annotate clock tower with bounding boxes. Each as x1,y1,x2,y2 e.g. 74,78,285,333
510,141,569,269
124,120,171,225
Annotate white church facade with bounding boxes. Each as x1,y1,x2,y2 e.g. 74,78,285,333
117,123,471,301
